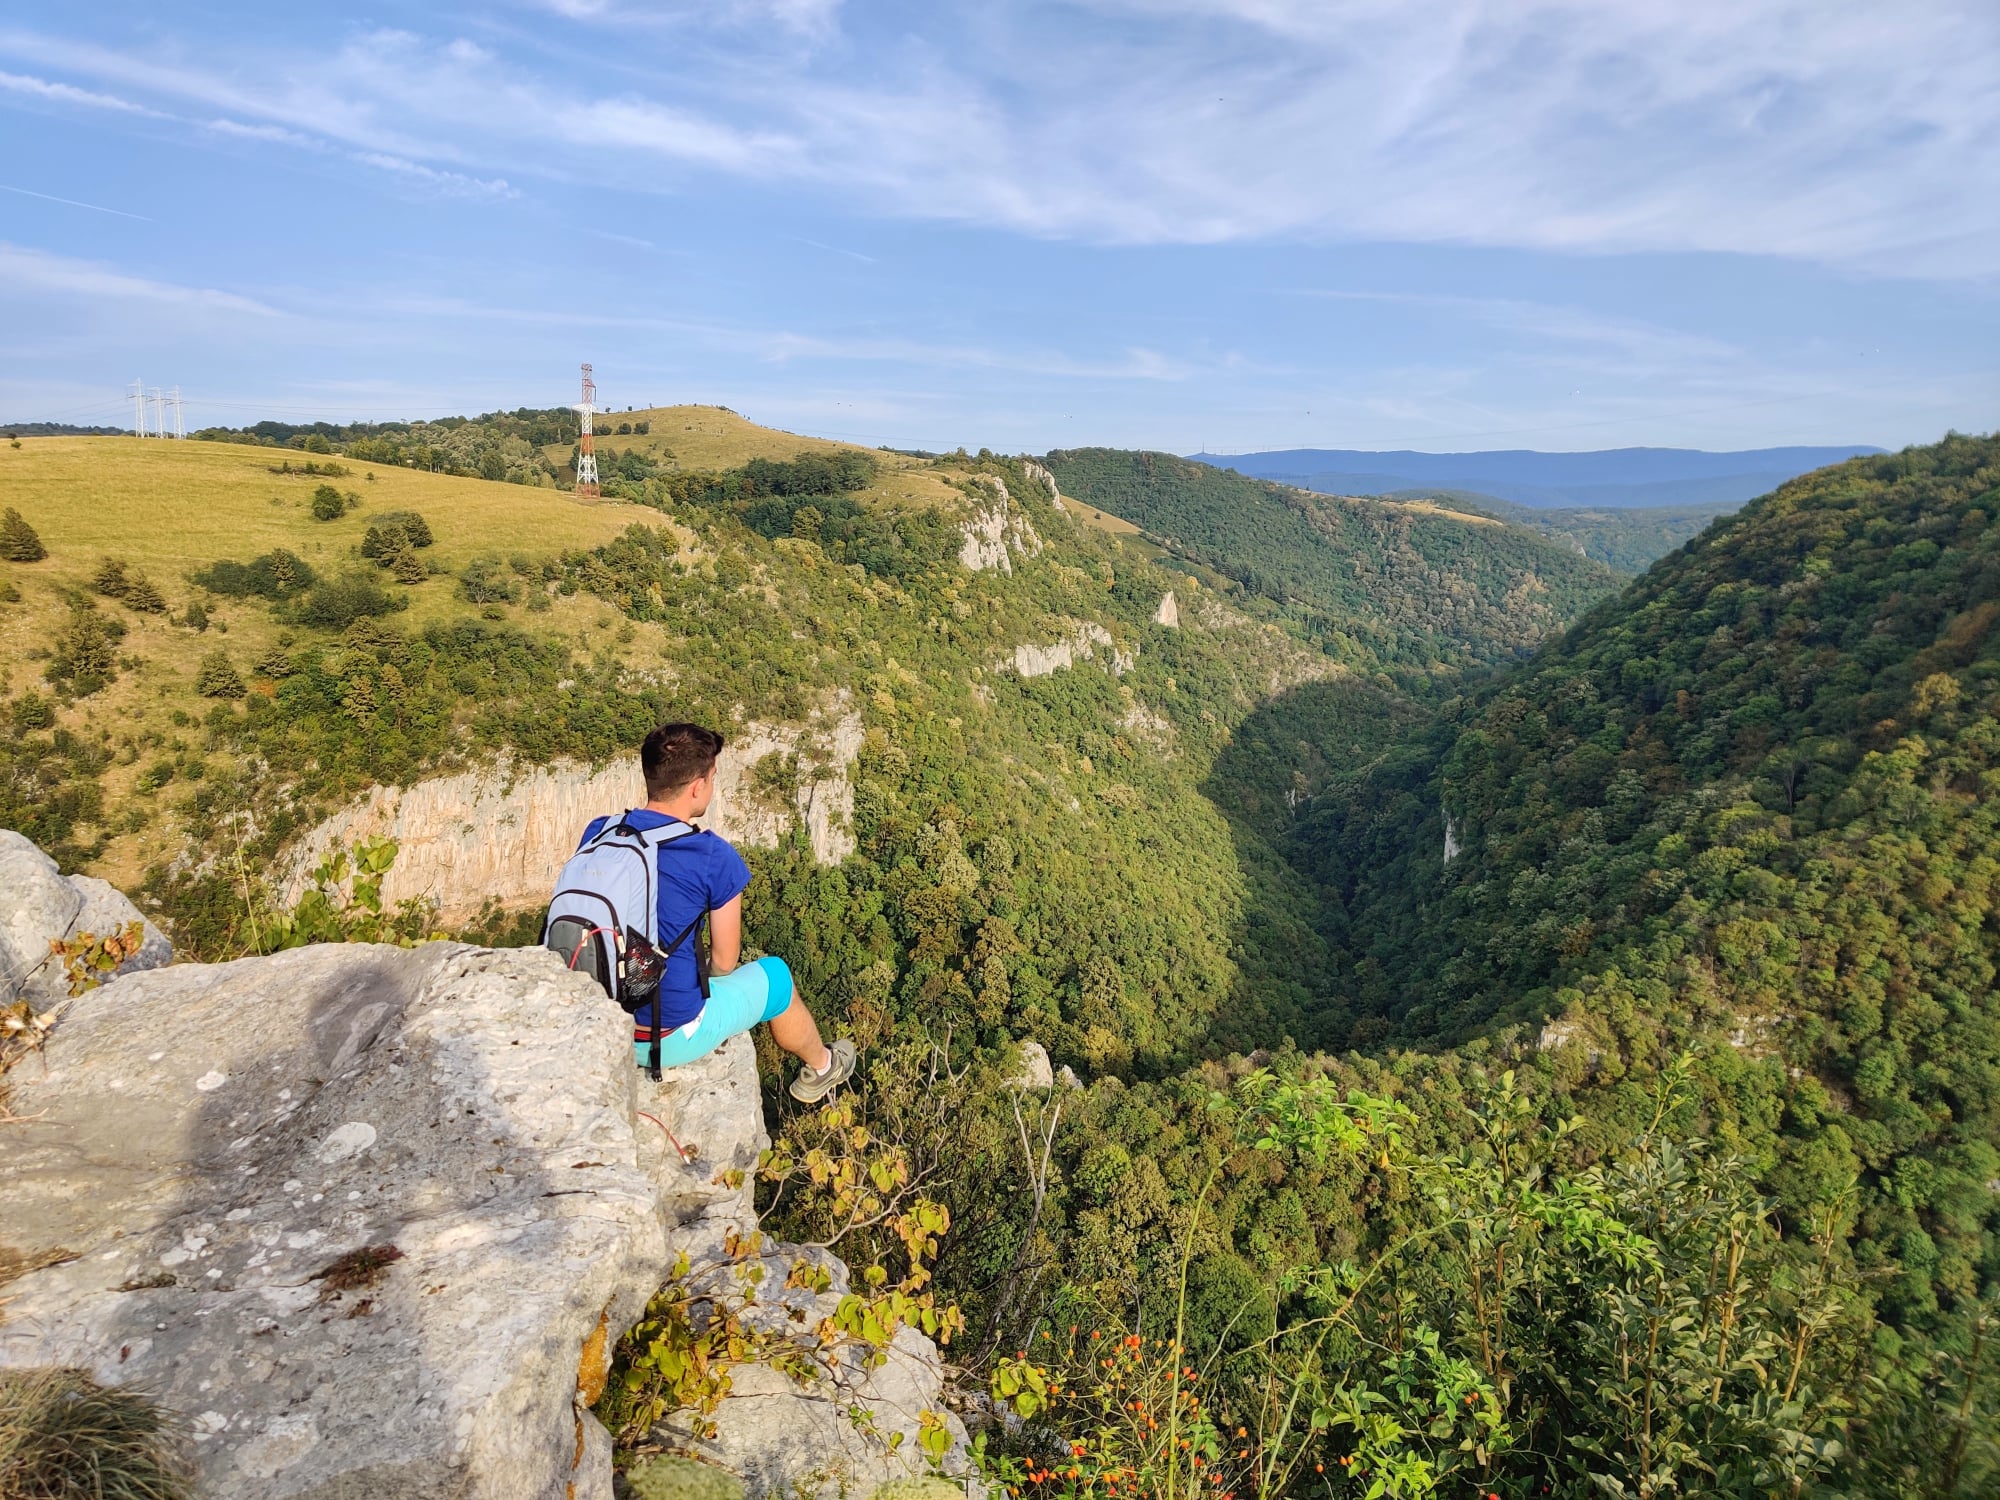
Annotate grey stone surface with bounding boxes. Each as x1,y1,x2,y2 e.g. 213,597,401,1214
0,829,171,1003
1005,1040,1054,1091
637,1035,972,1499
0,940,666,1500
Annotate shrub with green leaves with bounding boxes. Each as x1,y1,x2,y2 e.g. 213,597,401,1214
294,575,407,630
457,557,518,605
310,483,353,521
91,557,130,598
121,573,168,614
192,549,316,601
44,604,125,697
0,506,46,562
359,510,434,564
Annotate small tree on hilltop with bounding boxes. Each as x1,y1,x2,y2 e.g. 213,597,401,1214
196,650,245,699
91,557,130,598
0,507,47,562
121,572,168,614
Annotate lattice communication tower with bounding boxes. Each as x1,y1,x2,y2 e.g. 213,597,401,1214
573,363,599,499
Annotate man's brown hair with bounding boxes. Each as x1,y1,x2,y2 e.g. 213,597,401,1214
642,722,724,798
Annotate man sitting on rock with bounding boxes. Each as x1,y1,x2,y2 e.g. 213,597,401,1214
546,721,856,1101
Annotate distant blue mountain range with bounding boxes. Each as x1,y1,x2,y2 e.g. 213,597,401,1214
1189,445,1886,509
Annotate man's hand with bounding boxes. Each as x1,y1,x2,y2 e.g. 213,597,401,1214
708,894,743,975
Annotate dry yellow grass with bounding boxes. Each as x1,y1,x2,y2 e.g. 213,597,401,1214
562,405,967,513
1378,497,1502,526
1,435,647,591
0,415,980,888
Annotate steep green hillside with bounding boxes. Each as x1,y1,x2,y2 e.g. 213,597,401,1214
1298,433,2000,1320
0,422,1383,1069
1395,488,1739,572
1043,448,1621,679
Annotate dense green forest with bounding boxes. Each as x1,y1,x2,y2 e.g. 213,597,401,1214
7,423,1995,1496
1395,489,1740,572
1042,448,1621,679
754,435,1998,1498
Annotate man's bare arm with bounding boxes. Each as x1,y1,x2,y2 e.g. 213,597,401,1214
708,894,743,975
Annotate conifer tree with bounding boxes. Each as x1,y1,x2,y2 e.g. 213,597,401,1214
391,547,429,585
91,557,130,598
121,572,168,614
0,506,45,562
195,650,245,699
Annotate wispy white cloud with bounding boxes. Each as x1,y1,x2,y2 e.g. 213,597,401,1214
0,1,1993,277
0,243,280,315
352,152,516,198
0,66,164,116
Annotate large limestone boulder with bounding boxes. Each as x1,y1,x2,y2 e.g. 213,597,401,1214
0,940,666,1500
0,829,170,1003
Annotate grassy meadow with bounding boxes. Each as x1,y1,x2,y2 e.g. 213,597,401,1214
0,415,954,888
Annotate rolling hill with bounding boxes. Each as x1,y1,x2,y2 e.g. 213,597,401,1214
1394,487,1740,571
5,414,1995,1490
1293,431,2000,1333
1041,447,1622,680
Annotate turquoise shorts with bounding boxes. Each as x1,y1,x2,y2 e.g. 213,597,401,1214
634,956,794,1069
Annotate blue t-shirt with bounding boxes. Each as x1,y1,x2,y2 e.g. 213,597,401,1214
577,810,752,1033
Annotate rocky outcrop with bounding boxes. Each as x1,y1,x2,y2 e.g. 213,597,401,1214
641,1040,972,1499
1003,621,1131,679
1,838,967,1500
0,941,666,1499
957,477,1043,574
0,829,171,1003
1151,591,1179,628
280,706,863,920
1017,461,1065,509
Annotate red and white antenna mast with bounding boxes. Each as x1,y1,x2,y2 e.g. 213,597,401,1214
573,362,600,499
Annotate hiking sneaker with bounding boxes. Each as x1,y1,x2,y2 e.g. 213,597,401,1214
789,1037,857,1104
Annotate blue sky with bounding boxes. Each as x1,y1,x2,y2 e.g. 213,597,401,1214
1,0,1995,454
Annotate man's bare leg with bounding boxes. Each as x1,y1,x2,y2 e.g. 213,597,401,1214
769,993,832,1072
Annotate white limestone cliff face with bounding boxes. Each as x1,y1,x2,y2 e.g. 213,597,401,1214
1152,590,1179,628
957,476,1043,574
280,706,863,920
1003,621,1131,679
1017,460,1066,509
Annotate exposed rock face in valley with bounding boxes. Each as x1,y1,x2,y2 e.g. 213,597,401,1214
280,706,864,920
1152,590,1179,628
1004,621,1129,679
957,476,1044,573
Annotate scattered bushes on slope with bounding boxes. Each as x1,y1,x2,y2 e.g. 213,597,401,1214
192,549,316,601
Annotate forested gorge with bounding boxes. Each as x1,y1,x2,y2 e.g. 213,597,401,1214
1042,448,1622,680
4,420,1995,1494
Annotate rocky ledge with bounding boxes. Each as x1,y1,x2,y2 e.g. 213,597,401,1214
0,835,966,1500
